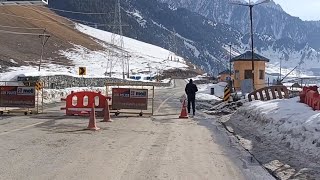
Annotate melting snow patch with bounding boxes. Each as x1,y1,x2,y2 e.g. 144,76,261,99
238,97,320,157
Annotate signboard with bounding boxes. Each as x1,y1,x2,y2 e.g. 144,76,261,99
112,88,148,110
79,67,86,76
0,86,35,108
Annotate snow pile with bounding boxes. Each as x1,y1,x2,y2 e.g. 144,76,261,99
238,97,320,157
209,82,228,98
43,87,106,104
196,83,222,101
43,83,167,104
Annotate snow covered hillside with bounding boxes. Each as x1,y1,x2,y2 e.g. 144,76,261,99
238,97,320,157
0,24,188,81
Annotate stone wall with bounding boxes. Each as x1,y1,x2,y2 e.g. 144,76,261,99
18,75,171,89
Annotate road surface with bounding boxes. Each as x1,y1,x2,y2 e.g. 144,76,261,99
0,79,274,180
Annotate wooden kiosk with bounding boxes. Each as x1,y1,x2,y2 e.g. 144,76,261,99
231,51,269,90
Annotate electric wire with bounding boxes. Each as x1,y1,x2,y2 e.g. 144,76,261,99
3,6,110,27
0,29,49,36
28,6,110,26
46,7,109,15
0,5,110,35
0,24,45,30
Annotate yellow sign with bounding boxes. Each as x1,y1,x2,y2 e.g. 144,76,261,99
35,81,43,91
79,67,86,76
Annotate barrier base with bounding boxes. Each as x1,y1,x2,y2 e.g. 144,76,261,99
86,127,100,131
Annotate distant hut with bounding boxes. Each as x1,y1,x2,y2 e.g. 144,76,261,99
218,70,232,82
231,51,269,90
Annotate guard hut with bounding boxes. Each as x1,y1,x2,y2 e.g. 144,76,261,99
231,51,269,90
218,70,233,82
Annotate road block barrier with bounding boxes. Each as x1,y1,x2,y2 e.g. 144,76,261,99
61,91,111,116
87,103,100,131
299,86,320,110
179,99,188,119
248,86,289,102
299,86,318,103
101,99,113,122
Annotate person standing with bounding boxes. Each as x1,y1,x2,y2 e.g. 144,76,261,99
185,79,198,116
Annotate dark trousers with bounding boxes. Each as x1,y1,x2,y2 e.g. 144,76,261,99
187,98,195,115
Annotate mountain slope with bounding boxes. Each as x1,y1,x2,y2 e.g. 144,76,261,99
159,0,320,49
0,4,190,80
48,0,320,76
0,5,103,72
159,0,320,75
49,0,244,74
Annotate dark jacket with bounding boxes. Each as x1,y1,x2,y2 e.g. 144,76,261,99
185,82,198,100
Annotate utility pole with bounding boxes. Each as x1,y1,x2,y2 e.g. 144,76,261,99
126,52,130,78
280,53,283,80
38,28,50,71
230,0,270,90
249,4,255,88
110,0,126,79
229,44,232,77
168,28,178,61
229,44,233,90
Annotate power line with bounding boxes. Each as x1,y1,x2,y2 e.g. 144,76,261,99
47,7,109,15
5,6,110,29
0,12,75,25
19,5,74,23
0,24,45,30
32,6,111,26
0,29,50,36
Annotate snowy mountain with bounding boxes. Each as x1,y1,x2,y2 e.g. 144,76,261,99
48,0,243,75
159,0,320,75
48,0,320,76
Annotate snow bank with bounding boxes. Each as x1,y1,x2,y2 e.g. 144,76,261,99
238,97,320,157
197,93,221,101
197,82,227,99
196,83,222,102
43,87,106,104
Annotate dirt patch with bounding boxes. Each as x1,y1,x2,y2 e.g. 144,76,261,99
0,5,104,69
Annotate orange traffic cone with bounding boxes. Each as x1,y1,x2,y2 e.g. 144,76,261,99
87,103,100,131
179,99,188,119
101,99,113,122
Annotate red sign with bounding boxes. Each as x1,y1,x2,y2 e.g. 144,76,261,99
0,86,35,108
112,88,148,110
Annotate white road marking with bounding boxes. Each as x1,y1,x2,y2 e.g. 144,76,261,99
155,96,172,114
0,122,45,136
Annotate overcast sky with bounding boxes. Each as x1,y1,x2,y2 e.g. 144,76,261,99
273,0,320,21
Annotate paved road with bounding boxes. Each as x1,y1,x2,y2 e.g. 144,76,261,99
0,80,274,180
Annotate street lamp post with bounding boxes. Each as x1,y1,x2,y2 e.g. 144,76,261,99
229,44,232,77
229,44,233,90
230,0,270,90
280,53,283,80
38,29,50,72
